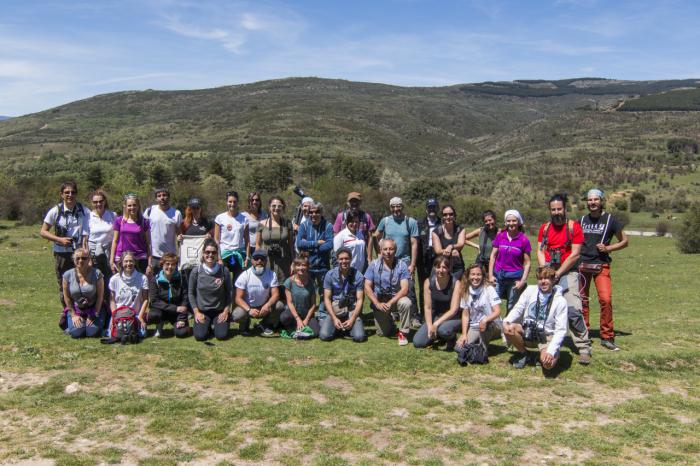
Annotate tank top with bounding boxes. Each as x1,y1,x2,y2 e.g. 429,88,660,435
430,274,455,316
434,225,465,271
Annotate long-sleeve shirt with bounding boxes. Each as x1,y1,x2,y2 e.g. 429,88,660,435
188,265,231,313
295,219,334,273
149,272,188,314
504,284,568,356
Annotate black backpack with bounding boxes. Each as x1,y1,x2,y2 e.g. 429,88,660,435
456,343,489,365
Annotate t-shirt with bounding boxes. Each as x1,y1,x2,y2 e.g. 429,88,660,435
283,277,316,316
242,211,268,246
579,213,623,264
492,230,532,273
63,267,103,306
376,215,419,263
333,228,366,271
323,267,365,302
182,217,212,236
460,285,501,329
364,258,410,296
109,271,148,310
88,210,116,254
43,203,91,253
235,268,278,307
537,220,584,265
114,216,150,259
144,205,182,258
215,212,248,251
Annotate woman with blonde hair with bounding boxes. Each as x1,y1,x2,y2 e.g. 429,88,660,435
62,247,105,338
110,193,152,275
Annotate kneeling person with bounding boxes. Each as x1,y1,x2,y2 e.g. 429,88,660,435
280,256,321,338
233,249,284,336
456,263,503,352
503,266,568,369
189,240,232,341
148,252,190,338
320,247,366,342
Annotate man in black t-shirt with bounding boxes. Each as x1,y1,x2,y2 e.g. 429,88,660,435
578,189,628,351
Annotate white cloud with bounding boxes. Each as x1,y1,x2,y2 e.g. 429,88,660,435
0,60,43,78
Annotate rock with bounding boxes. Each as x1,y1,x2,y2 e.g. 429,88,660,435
65,382,81,394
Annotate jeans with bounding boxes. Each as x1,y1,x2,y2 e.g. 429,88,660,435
147,308,191,338
319,311,366,342
193,309,230,341
494,270,524,313
580,265,614,340
279,306,320,336
65,307,107,339
413,315,462,348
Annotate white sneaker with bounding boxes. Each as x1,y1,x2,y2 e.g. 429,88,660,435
397,331,408,346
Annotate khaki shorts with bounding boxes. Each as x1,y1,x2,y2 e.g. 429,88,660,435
524,333,554,353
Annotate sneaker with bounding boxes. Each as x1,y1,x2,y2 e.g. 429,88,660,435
512,352,529,369
397,331,408,346
239,323,252,336
261,326,275,337
445,339,456,352
579,352,592,365
601,339,620,351
154,323,164,338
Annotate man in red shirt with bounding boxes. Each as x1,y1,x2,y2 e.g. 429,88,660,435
537,193,593,365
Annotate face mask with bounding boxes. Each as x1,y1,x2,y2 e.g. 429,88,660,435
253,265,266,276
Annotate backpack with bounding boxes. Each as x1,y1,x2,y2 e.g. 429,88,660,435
456,342,489,365
104,306,141,344
539,220,575,252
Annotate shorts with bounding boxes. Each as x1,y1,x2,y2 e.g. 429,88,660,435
524,333,554,354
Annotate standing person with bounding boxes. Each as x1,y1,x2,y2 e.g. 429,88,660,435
110,194,151,275
456,263,503,354
232,250,284,336
416,199,441,310
147,252,191,338
296,201,334,299
432,204,466,279
413,256,463,349
177,197,212,277
87,189,116,290
40,181,90,308
364,239,413,345
320,247,366,342
293,196,314,233
109,251,149,337
144,188,182,275
578,189,628,351
256,196,294,284
242,192,267,257
465,210,499,270
375,197,419,326
503,266,568,370
62,248,105,339
214,191,250,283
488,210,531,313
333,192,375,258
333,211,367,272
537,193,592,365
280,256,320,338
188,239,232,342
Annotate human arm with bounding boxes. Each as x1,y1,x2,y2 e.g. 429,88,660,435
536,241,547,267
244,224,250,267
217,269,232,323
464,227,481,250
317,223,334,253
324,288,343,329
453,228,466,252
109,227,120,273
432,231,444,256
260,285,279,317
457,302,470,348
295,223,315,250
63,276,83,327
546,298,568,357
345,285,364,329
255,228,262,250
213,222,223,263
488,247,498,284
138,288,149,329
556,243,580,279
40,221,73,247
435,279,463,326
409,236,418,274
422,278,436,338
599,229,629,253
285,286,304,330
515,254,531,290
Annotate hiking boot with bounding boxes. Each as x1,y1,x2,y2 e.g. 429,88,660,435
601,339,620,351
579,352,592,365
445,339,456,352
397,331,408,346
239,323,252,336
261,326,275,337
512,352,529,369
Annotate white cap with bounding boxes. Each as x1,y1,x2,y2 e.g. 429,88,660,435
301,197,314,205
389,197,403,206
504,209,524,225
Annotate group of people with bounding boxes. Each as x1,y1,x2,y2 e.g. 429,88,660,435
41,182,627,370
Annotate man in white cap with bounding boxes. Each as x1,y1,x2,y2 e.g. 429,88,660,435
578,188,628,351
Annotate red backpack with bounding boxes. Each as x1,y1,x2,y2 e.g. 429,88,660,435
107,306,141,344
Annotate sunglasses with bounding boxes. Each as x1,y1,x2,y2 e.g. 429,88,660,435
92,200,105,204
75,256,89,261
203,250,218,256
63,190,76,195
442,212,455,217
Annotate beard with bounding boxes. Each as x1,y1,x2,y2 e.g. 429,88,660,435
551,214,565,224
253,265,266,276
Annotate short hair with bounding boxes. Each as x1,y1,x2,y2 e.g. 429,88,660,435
310,202,324,214
482,209,496,221
72,247,90,261
536,266,556,280
336,247,352,259
549,193,568,208
60,181,78,194
292,255,309,267
432,255,451,269
345,211,360,223
160,252,179,265
226,190,239,200
380,238,396,249
154,187,169,196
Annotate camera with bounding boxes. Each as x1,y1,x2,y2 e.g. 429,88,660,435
377,291,392,302
338,294,354,309
76,297,90,310
267,243,282,257
547,249,562,269
523,319,546,343
293,185,306,199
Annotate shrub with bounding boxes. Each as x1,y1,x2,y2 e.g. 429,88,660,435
655,221,669,237
614,198,628,211
630,191,646,213
675,203,700,253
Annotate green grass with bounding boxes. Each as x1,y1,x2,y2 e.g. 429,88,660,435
0,222,699,464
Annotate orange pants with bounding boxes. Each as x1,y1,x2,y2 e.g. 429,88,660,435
580,265,614,340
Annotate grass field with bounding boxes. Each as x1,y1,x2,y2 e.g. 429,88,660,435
0,223,699,465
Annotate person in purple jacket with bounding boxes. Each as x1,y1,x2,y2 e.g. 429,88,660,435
488,209,531,313
110,194,152,276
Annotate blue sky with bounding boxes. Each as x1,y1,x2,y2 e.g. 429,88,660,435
1,0,699,116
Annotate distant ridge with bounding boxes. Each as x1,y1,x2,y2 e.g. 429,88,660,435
0,116,11,121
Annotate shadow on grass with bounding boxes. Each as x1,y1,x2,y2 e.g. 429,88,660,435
543,351,573,379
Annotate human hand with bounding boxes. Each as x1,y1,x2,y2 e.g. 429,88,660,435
479,320,487,332
456,336,467,348
217,311,229,323
177,234,184,243
58,237,73,247
596,243,608,253
427,324,437,340
296,317,304,330
334,318,344,330
194,311,205,324
71,314,84,328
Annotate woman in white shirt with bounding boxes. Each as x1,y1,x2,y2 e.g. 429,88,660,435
214,190,249,282
88,189,116,293
456,263,503,353
333,211,367,272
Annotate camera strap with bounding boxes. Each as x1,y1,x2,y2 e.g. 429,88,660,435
534,291,554,323
378,260,396,293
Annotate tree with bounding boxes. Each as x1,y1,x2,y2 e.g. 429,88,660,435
305,153,327,184
630,191,646,213
173,158,202,183
675,202,700,253
404,178,450,205
86,165,104,191
148,163,172,189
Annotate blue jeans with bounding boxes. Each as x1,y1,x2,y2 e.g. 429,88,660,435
65,307,107,339
494,270,524,312
319,311,366,342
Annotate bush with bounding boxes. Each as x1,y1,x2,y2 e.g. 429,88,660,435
614,198,628,211
609,209,629,227
675,203,700,253
630,191,646,213
655,221,669,237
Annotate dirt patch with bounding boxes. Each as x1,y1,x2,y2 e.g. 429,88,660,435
0,299,16,306
0,371,54,392
309,392,327,404
323,376,353,392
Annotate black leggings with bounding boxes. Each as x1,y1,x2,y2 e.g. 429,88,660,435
147,308,190,338
193,309,230,341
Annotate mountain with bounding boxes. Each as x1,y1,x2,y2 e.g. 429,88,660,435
0,116,11,121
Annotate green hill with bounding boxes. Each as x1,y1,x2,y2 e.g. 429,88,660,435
619,87,700,111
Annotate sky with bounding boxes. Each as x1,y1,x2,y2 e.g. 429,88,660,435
1,0,699,116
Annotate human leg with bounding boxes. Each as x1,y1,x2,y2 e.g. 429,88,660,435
436,317,462,348
213,311,230,340
349,316,366,342
372,303,397,337
579,270,593,329
54,252,74,307
193,313,213,341
279,306,296,332
412,322,432,348
595,266,614,341
562,271,592,359
395,297,413,334
319,315,337,341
